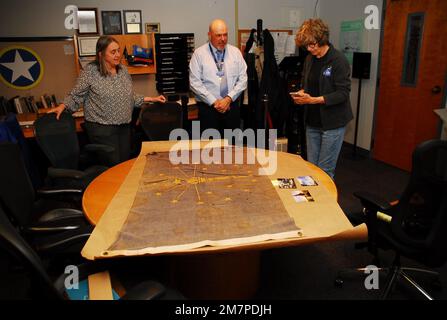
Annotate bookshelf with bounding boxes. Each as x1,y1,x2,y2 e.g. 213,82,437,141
73,34,157,75
0,95,84,138
0,95,56,116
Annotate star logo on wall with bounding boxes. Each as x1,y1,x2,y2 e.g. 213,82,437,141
0,46,44,90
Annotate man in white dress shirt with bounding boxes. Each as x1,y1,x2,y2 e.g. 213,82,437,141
189,19,248,135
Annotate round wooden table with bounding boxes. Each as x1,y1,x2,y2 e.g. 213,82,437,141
83,159,337,226
83,154,338,299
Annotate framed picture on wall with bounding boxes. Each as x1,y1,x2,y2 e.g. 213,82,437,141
77,36,100,56
145,23,160,34
77,8,99,35
101,11,122,35
123,10,142,34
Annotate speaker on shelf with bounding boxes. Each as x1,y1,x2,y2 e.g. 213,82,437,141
352,52,371,79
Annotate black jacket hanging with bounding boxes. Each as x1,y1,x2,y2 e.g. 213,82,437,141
243,29,291,133
242,29,259,130
258,29,290,133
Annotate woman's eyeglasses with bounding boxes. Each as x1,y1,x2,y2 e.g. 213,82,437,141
306,42,318,49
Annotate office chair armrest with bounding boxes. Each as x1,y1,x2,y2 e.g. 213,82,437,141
27,225,82,233
26,218,85,234
37,208,85,223
354,191,393,258
47,167,86,180
32,225,93,253
25,209,88,234
36,188,83,197
35,187,83,208
120,281,166,300
353,191,392,212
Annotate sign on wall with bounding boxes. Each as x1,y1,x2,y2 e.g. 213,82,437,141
339,20,363,65
0,46,44,90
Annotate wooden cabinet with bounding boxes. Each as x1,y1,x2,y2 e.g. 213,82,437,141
73,34,157,75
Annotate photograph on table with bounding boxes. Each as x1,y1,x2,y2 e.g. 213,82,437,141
291,190,315,203
296,176,318,186
276,178,297,189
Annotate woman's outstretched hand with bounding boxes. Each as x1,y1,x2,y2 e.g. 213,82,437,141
47,104,66,120
148,95,167,103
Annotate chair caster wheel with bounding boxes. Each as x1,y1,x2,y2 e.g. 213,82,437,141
334,278,344,287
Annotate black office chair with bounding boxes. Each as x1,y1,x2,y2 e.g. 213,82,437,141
0,142,92,255
0,113,42,188
0,205,183,300
34,112,112,189
337,139,447,299
139,102,182,141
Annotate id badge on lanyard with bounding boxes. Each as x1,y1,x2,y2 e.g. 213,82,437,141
209,44,225,80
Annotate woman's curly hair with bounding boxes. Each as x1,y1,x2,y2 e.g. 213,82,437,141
295,18,330,47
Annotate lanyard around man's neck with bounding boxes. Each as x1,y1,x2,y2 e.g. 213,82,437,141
209,43,225,73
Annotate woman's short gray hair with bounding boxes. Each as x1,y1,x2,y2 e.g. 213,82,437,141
295,18,330,47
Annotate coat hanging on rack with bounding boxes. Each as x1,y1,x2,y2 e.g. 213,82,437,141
243,29,290,134
242,29,258,130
